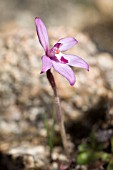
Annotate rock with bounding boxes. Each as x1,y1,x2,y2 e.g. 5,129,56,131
0,26,113,170
94,0,113,20
0,28,113,122
9,145,49,168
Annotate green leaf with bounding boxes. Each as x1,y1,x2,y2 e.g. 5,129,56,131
78,143,89,152
95,152,111,162
107,158,113,170
111,138,113,153
76,150,96,165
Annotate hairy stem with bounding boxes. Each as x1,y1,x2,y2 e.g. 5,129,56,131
54,96,69,157
46,69,69,157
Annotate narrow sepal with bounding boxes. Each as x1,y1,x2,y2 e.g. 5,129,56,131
35,17,49,51
40,55,52,73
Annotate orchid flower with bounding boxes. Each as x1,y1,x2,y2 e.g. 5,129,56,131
35,17,89,86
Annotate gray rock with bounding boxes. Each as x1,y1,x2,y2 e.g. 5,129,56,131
0,28,113,122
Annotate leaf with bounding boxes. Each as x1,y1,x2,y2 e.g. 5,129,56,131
107,158,113,170
76,150,96,165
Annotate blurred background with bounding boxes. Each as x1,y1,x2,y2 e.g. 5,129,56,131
0,0,113,52
0,0,113,170
0,0,113,28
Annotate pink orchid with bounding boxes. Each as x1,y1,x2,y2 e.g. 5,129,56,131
35,17,89,86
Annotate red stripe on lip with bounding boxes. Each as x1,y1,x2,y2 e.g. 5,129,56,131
60,56,68,64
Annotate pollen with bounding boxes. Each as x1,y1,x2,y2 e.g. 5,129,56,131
55,49,60,54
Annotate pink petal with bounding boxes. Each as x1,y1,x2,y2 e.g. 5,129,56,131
64,54,89,71
40,55,52,73
58,37,78,52
35,17,49,52
53,43,62,49
52,61,76,86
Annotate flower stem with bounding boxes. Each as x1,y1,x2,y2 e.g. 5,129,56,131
46,69,69,157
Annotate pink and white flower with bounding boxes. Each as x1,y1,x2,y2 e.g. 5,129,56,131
35,17,89,86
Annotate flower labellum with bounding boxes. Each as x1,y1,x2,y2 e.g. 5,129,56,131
35,17,89,86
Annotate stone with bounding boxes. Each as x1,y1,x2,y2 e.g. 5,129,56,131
94,0,113,20
0,28,113,122
0,26,113,170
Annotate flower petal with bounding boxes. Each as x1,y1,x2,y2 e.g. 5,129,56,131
35,17,49,52
64,54,89,71
58,37,78,52
52,61,76,86
41,55,52,73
